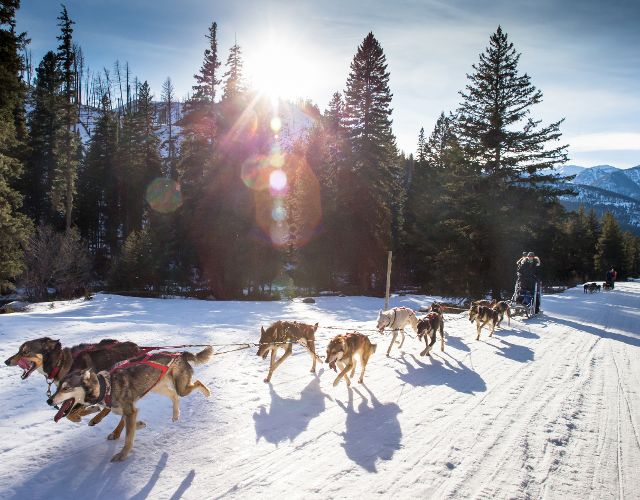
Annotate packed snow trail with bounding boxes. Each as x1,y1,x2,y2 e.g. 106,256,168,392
0,283,639,499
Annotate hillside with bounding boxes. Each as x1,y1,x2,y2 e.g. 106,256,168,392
553,164,640,233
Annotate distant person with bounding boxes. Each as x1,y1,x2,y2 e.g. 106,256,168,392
606,267,617,289
516,252,541,313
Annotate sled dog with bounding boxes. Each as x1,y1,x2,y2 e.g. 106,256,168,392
256,321,319,383
468,304,499,340
417,310,445,356
325,332,376,387
492,300,511,328
376,307,418,357
5,337,141,423
471,299,497,308
49,348,212,462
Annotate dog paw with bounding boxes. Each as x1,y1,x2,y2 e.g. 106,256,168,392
263,378,270,384
107,433,119,441
172,415,180,422
333,380,339,387
111,451,128,462
136,421,146,429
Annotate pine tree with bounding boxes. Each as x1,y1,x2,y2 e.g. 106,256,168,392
191,22,220,104
160,76,176,178
416,127,426,165
123,80,162,234
22,51,62,222
456,26,570,298
458,26,568,179
221,42,244,101
341,32,400,291
77,93,118,268
0,0,32,291
51,4,80,230
594,212,625,278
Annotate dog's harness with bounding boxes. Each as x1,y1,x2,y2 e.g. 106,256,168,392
90,352,181,407
381,308,398,330
418,312,439,339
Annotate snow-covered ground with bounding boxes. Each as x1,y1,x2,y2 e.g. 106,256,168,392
1,283,639,499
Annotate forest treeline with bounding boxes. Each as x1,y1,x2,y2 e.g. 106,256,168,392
1,1,639,301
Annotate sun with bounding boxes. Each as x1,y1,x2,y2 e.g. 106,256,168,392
247,38,305,104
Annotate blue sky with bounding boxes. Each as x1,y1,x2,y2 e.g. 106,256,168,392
16,0,640,167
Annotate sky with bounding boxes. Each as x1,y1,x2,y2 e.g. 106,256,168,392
15,0,640,168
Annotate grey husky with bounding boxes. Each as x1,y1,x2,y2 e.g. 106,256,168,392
49,348,213,462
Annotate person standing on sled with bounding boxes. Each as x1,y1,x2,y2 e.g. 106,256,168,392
606,267,617,290
516,252,541,313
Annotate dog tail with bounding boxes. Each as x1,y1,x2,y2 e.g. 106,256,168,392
182,346,214,366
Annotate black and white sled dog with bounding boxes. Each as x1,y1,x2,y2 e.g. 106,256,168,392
376,306,419,357
468,304,499,340
416,304,445,357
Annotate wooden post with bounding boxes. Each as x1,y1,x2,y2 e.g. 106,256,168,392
384,251,392,310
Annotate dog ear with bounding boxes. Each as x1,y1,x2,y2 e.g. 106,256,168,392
260,326,265,335
313,322,318,331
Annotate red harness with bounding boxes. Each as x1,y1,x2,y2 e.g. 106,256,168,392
48,341,130,381
103,352,182,407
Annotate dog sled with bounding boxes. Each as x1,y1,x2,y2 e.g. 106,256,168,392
509,281,540,319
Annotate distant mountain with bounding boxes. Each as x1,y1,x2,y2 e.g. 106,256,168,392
552,164,640,234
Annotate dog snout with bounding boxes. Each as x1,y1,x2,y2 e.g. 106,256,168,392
46,397,54,406
4,357,11,366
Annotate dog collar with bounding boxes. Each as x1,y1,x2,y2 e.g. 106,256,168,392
88,372,112,407
47,357,64,381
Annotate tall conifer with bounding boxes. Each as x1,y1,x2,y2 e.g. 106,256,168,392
0,0,32,290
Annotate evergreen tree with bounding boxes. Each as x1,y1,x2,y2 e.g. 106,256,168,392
191,21,220,104
22,51,61,222
77,93,118,270
51,4,80,230
221,42,244,101
160,76,177,178
595,212,625,278
119,80,162,236
341,32,400,291
0,0,32,292
456,26,570,298
416,127,426,164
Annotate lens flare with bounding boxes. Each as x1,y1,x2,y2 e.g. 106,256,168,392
270,116,282,133
271,202,287,222
269,169,287,193
270,222,289,247
241,155,271,191
145,178,183,214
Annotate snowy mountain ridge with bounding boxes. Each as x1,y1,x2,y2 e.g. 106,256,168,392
548,164,640,233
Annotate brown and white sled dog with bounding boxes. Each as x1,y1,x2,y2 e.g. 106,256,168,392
468,304,499,340
376,307,419,357
325,332,376,387
472,299,497,308
417,309,445,357
492,300,511,328
4,337,141,423
256,321,319,383
49,348,213,462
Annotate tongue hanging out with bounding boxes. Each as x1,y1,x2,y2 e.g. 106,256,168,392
329,361,337,372
54,398,75,422
17,358,36,380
